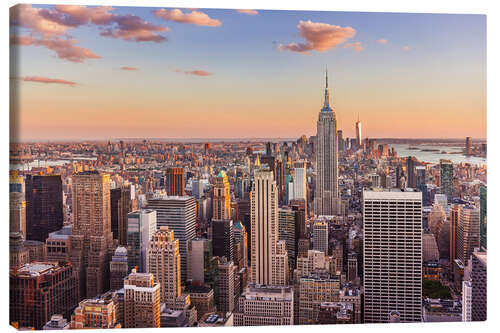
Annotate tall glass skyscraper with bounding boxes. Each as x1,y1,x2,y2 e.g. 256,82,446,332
440,159,453,203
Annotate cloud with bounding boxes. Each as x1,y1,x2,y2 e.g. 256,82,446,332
377,38,388,44
343,41,364,52
120,66,138,71
154,8,221,27
10,4,169,43
175,69,212,76
15,76,77,86
236,9,258,15
10,34,101,63
403,45,410,51
278,20,356,54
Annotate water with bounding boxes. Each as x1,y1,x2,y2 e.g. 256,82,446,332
10,157,97,171
389,144,486,166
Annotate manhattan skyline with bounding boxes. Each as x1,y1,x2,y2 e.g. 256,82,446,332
10,5,486,141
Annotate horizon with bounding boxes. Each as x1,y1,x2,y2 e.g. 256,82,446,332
10,5,486,141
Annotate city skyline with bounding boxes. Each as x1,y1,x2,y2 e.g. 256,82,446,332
10,5,486,141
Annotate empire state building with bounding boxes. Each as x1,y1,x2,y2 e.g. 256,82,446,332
314,70,339,216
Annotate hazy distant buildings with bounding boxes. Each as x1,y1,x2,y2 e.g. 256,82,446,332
25,174,63,242
315,70,339,216
363,190,422,323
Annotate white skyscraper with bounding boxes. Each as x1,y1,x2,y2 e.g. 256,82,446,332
462,280,472,321
363,190,423,323
251,168,288,285
314,70,339,216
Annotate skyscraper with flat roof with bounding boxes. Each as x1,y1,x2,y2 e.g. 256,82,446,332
165,167,185,196
70,171,113,299
440,159,453,203
313,221,328,254
456,205,480,266
127,209,157,272
123,271,161,328
25,174,63,242
363,190,422,323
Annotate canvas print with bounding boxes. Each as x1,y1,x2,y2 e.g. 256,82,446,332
9,3,486,330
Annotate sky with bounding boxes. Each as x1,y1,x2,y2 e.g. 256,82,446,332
9,4,486,142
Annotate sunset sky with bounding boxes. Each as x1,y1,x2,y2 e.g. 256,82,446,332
9,4,486,141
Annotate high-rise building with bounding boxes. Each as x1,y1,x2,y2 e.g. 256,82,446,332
469,249,487,321
450,204,460,268
147,226,181,307
315,70,339,216
212,219,234,262
462,280,472,322
70,291,121,329
234,284,294,326
123,270,161,328
25,174,63,242
217,258,235,313
147,195,196,281
298,272,340,324
355,114,362,149
291,166,307,203
127,209,157,272
363,190,422,323
70,171,113,299
192,178,204,199
480,186,487,250
251,168,288,285
165,167,185,196
465,137,472,156
278,207,296,270
213,171,231,220
440,159,453,203
187,238,218,287
111,185,136,246
415,166,426,190
10,192,26,236
406,156,416,188
347,252,358,282
456,205,480,266
233,221,248,269
110,246,129,291
10,262,79,330
313,221,328,254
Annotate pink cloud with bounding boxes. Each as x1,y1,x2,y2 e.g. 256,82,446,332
236,9,258,15
10,4,169,43
278,20,356,54
175,69,212,77
154,8,221,27
377,38,388,44
10,34,101,63
343,41,364,52
121,66,138,71
16,76,77,86
403,46,410,51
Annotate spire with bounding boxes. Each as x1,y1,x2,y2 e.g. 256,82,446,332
322,67,331,111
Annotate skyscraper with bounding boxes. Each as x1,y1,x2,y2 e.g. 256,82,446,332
111,185,135,246
110,246,129,291
213,171,231,220
251,168,288,285
25,174,63,242
217,258,235,313
465,137,472,156
406,156,416,188
480,186,487,250
9,192,26,236
212,219,234,262
313,221,329,254
315,70,339,216
355,114,362,149
363,190,422,323
469,249,487,321
456,205,480,266
440,159,453,203
165,167,185,196
147,226,181,307
449,204,460,269
147,195,196,282
70,171,113,299
127,209,157,273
